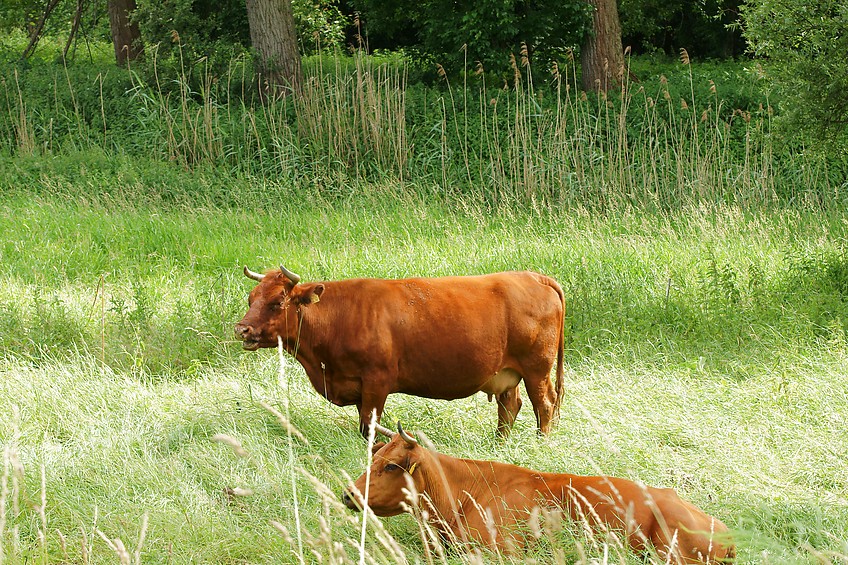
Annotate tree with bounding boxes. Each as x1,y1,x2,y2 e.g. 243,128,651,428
353,0,592,76
741,0,848,147
245,0,303,98
107,0,143,65
20,0,62,59
291,0,347,55
63,0,86,60
580,0,624,92
132,0,344,60
618,0,742,58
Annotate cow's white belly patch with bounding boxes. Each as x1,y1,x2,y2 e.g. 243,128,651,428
480,368,521,399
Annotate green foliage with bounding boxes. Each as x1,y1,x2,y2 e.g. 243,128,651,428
782,246,848,340
619,0,743,57
354,0,745,63
0,0,38,33
291,0,348,55
2,0,347,70
700,255,742,308
0,0,78,38
133,0,348,61
353,0,592,76
0,0,112,62
741,0,848,149
133,0,250,54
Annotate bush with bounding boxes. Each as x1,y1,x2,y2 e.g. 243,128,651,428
741,0,848,151
352,0,592,77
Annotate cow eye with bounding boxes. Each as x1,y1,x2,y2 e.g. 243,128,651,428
384,463,401,472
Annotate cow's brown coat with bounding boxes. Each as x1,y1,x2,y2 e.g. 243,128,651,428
236,269,565,436
344,431,735,564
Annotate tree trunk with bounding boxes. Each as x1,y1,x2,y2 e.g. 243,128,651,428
63,0,85,60
21,0,62,60
580,0,624,93
108,0,143,66
245,0,303,99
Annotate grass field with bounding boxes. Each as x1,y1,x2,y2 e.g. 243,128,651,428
1,159,847,563
2,40,848,563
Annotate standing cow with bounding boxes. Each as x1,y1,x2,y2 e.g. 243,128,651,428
343,424,735,564
235,265,565,437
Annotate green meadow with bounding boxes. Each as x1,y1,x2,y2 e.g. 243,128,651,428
1,48,848,563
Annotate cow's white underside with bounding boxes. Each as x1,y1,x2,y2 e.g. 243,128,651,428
480,368,522,400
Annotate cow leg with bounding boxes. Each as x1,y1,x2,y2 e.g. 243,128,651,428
496,386,523,437
523,375,557,435
356,386,390,438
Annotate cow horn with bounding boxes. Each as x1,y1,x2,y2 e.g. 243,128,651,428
243,266,265,281
372,423,396,438
280,265,301,284
397,422,417,445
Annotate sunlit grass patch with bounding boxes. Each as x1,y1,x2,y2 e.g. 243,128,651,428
2,184,848,562
3,341,846,563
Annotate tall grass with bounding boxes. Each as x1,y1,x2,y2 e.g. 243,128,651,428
1,183,848,562
297,53,409,179
2,318,847,563
2,39,848,564
2,190,848,374
2,44,842,208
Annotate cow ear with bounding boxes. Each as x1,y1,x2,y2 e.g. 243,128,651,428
402,455,413,470
295,283,325,305
371,441,387,455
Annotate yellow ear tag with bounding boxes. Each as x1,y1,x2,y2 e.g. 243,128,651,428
310,293,320,304
408,462,418,475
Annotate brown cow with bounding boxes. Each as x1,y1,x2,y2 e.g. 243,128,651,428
235,266,565,437
343,424,735,564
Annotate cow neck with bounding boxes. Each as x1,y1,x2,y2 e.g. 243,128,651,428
543,473,619,518
285,304,312,357
424,454,553,524
278,302,306,354
286,302,333,398
418,450,489,542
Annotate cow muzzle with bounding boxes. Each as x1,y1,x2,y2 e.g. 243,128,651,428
234,324,261,350
341,488,361,511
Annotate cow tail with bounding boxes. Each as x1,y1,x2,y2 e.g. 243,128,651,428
546,276,566,419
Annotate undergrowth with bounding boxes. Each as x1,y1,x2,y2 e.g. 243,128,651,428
2,40,846,209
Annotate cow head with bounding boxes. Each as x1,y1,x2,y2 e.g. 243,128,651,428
235,265,324,351
343,423,427,517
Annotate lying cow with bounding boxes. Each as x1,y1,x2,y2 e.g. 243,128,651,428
343,424,735,564
235,266,565,437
